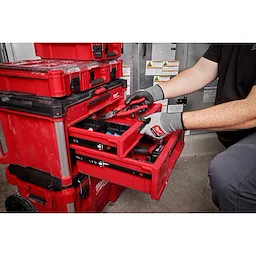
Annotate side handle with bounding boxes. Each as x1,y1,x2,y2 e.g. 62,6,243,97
90,78,105,86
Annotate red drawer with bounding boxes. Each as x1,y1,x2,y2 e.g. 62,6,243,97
68,102,162,157
0,58,123,97
72,131,185,200
34,43,123,61
0,81,126,186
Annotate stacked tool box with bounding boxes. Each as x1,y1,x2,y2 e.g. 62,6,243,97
0,43,185,212
0,43,126,212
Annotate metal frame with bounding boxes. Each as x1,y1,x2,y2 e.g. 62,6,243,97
54,121,70,178
0,121,8,156
66,202,75,213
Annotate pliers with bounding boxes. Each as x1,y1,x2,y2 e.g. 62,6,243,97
101,98,148,120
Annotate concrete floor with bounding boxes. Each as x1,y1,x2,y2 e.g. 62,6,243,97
0,154,218,213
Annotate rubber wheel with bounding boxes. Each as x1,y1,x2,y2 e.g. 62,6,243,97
5,194,38,213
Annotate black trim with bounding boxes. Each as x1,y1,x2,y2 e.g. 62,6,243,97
88,93,110,107
90,78,105,86
75,154,152,180
0,79,127,118
70,137,117,154
8,164,88,191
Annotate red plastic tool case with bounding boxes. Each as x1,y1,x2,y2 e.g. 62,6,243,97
0,80,127,186
72,131,184,200
0,58,123,97
68,103,162,157
5,165,124,212
34,43,123,61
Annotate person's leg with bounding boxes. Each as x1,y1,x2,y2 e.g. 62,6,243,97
208,132,256,212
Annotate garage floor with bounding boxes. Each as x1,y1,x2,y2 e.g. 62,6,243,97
0,154,218,213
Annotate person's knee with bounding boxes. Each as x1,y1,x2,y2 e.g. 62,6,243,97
208,152,234,196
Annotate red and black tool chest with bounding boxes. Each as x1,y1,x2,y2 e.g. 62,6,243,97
34,43,123,61
0,42,185,212
0,79,127,186
0,78,185,200
0,58,123,97
5,165,124,212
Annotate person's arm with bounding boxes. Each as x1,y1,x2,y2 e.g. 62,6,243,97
158,57,218,98
183,85,256,131
125,57,218,105
139,85,256,140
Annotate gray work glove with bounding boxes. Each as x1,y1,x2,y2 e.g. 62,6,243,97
125,84,164,106
139,112,185,140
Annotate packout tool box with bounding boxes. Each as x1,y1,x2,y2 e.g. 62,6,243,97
0,77,184,200
5,165,124,212
34,43,123,61
0,58,123,97
0,79,127,186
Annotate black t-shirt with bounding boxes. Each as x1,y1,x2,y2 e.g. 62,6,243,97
203,44,256,148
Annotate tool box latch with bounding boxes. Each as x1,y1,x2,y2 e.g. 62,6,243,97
70,77,80,92
68,67,81,93
92,43,103,59
110,67,117,80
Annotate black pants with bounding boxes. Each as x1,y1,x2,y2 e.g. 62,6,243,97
209,132,256,212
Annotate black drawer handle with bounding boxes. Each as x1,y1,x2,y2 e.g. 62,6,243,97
91,78,105,86
106,52,117,57
88,93,110,107
28,194,46,205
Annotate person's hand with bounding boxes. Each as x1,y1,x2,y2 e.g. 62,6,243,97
139,112,185,140
125,84,164,106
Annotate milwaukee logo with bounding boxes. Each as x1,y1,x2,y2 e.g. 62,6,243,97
151,125,165,137
113,92,120,99
95,180,109,195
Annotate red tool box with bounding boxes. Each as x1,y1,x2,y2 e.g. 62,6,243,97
34,43,123,61
68,103,162,157
71,131,184,200
88,176,124,212
5,165,124,212
0,80,127,186
0,58,123,97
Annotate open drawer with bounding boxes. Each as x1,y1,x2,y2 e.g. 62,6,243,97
68,102,162,157
71,131,185,200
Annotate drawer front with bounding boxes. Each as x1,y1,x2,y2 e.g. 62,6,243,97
68,103,162,157
71,131,184,200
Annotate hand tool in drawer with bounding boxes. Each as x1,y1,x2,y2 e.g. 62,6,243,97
100,97,148,119
132,140,165,162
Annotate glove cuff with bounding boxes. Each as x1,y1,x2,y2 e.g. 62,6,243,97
145,84,164,102
160,112,186,132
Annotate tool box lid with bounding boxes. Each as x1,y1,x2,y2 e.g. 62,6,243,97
0,79,127,118
0,59,101,73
